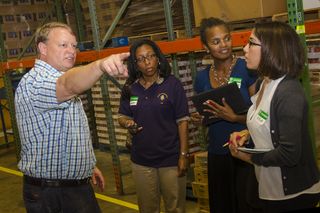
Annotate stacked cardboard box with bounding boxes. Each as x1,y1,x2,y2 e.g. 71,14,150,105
120,0,190,36
91,76,128,148
175,56,207,153
0,0,55,58
80,0,192,42
308,42,320,147
192,151,209,212
193,0,287,26
80,0,125,42
308,44,320,86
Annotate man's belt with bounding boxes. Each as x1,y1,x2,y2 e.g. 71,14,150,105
23,175,91,187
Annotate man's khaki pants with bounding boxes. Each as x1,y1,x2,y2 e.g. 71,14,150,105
132,162,186,213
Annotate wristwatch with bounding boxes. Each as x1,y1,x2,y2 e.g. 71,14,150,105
180,151,190,158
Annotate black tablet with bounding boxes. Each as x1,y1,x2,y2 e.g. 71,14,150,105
191,83,249,125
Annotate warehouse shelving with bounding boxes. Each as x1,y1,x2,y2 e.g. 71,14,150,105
2,19,320,71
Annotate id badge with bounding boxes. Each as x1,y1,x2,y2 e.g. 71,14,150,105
228,77,242,88
256,109,268,125
130,96,138,106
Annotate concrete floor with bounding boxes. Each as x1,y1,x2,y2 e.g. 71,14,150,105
0,145,198,213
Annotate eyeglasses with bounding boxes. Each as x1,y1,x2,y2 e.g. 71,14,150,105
248,40,261,48
136,54,157,63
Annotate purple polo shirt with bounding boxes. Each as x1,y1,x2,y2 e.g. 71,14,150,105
119,75,189,168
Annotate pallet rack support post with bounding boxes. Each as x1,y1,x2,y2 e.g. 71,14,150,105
54,0,66,23
0,24,9,148
0,103,10,148
100,75,124,195
182,0,197,80
0,23,6,62
0,23,21,159
73,0,100,151
163,0,179,77
287,0,317,156
73,0,85,42
87,0,124,195
85,88,100,148
87,0,101,50
3,72,21,161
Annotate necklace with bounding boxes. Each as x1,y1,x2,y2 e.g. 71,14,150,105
211,55,236,87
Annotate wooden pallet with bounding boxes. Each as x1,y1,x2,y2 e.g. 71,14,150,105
272,8,320,22
128,30,186,43
228,17,272,31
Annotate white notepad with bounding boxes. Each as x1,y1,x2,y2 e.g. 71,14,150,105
237,147,271,154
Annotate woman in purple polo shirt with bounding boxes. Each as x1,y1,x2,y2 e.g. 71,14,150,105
118,39,189,213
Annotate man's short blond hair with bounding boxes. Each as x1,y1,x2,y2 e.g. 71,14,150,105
35,22,75,47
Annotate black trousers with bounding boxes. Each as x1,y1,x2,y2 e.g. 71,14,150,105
207,152,262,213
261,192,320,213
23,181,101,213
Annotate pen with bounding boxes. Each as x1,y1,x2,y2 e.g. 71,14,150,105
222,136,240,147
222,141,231,147
222,133,248,147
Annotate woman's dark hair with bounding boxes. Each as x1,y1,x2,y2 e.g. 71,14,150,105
121,39,171,100
254,21,305,79
199,17,230,46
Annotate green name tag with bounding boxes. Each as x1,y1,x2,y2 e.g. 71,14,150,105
256,109,268,124
130,96,138,106
229,77,242,88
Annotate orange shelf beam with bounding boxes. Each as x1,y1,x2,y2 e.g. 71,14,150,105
1,19,320,73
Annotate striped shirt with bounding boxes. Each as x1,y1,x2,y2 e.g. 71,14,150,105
15,59,96,179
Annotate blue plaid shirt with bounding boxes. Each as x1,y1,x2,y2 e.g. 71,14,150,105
15,59,96,179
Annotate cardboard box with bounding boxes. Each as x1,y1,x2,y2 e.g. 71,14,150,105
4,40,22,49
194,151,207,168
3,31,20,41
6,48,21,58
2,14,17,23
0,0,13,6
303,0,320,10
197,198,210,212
17,0,32,5
23,46,36,56
33,0,47,4
192,181,209,198
194,167,208,183
193,0,287,26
